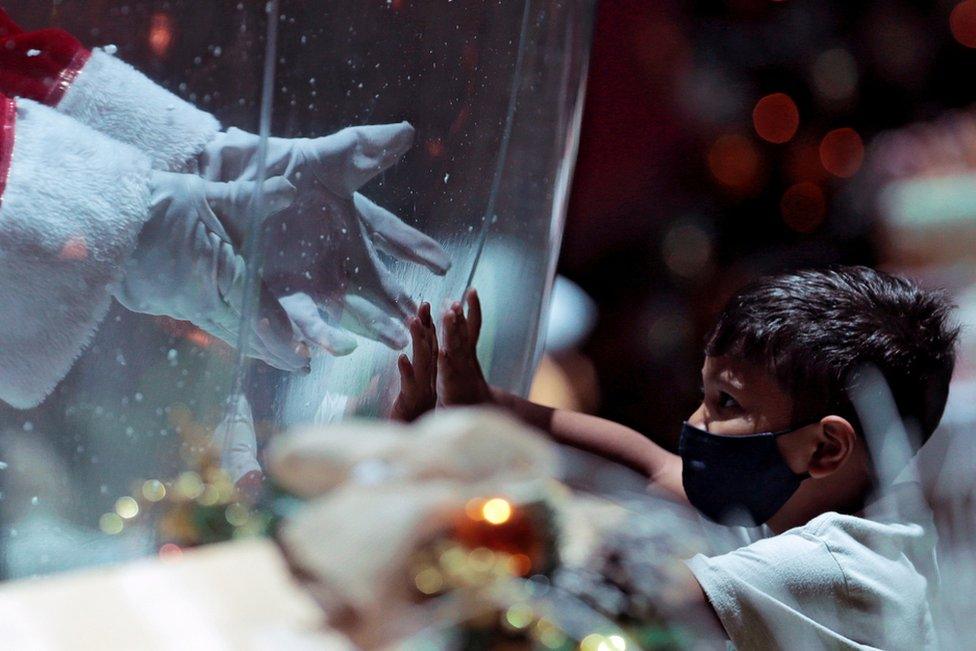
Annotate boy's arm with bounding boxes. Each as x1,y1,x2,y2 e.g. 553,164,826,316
490,389,686,498
439,290,687,501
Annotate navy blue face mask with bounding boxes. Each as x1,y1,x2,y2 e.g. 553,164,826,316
678,421,811,526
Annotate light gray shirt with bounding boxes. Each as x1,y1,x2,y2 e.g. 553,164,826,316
685,484,940,650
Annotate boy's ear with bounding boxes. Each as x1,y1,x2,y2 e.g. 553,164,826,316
808,415,857,478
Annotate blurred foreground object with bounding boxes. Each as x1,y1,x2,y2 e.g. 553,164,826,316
0,539,344,650
0,409,712,649
271,408,710,649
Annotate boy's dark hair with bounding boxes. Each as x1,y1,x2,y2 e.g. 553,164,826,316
705,266,959,446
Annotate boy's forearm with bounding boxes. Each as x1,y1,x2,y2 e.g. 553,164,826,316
489,389,685,499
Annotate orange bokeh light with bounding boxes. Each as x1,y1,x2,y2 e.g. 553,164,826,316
425,137,445,158
58,235,88,261
707,134,763,192
819,128,864,178
781,182,826,233
951,1,976,48
148,12,174,58
753,93,800,144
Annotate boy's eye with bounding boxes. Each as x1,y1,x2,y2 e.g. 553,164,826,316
717,391,740,410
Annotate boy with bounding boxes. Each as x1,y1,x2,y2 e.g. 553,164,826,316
393,266,958,649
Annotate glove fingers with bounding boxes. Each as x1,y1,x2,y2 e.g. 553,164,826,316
251,282,311,372
353,193,451,275
308,122,416,194
341,295,410,350
278,292,358,357
206,235,294,373
346,225,418,320
357,254,419,321
215,242,308,372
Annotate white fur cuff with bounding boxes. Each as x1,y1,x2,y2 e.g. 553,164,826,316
0,99,152,408
57,48,221,172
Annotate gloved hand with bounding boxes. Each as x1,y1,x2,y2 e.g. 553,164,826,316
198,122,451,350
212,392,262,484
114,171,310,372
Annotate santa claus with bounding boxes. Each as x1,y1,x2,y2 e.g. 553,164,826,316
0,9,449,411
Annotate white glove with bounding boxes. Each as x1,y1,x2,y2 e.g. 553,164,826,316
113,171,310,372
199,122,451,350
212,393,262,483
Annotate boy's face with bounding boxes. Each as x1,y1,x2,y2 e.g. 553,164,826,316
688,355,795,437
686,355,868,530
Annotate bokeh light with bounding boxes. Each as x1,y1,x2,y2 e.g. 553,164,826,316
663,220,713,279
505,603,535,630
707,134,763,192
58,236,88,261
580,633,627,651
534,619,567,649
115,496,139,520
753,93,800,144
148,12,174,58
142,479,166,502
225,503,250,527
812,48,858,103
781,182,826,233
175,471,204,500
99,513,124,535
414,567,444,595
819,128,864,178
158,543,183,560
481,498,513,525
951,1,976,48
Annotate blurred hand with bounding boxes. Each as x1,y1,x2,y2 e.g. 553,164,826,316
438,289,494,407
391,302,438,422
199,123,451,351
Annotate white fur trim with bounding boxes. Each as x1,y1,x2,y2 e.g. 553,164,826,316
0,99,152,408
57,48,220,172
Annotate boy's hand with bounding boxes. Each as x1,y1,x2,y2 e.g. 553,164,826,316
391,302,438,422
439,289,494,406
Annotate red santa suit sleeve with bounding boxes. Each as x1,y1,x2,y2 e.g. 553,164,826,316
0,88,152,407
0,9,220,172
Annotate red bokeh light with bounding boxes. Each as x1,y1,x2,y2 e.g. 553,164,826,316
951,1,976,48
148,12,174,58
159,543,183,560
819,128,864,178
707,134,763,193
425,137,445,158
58,235,88,261
781,182,826,233
753,93,800,144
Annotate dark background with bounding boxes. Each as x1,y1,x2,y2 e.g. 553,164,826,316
561,0,972,446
